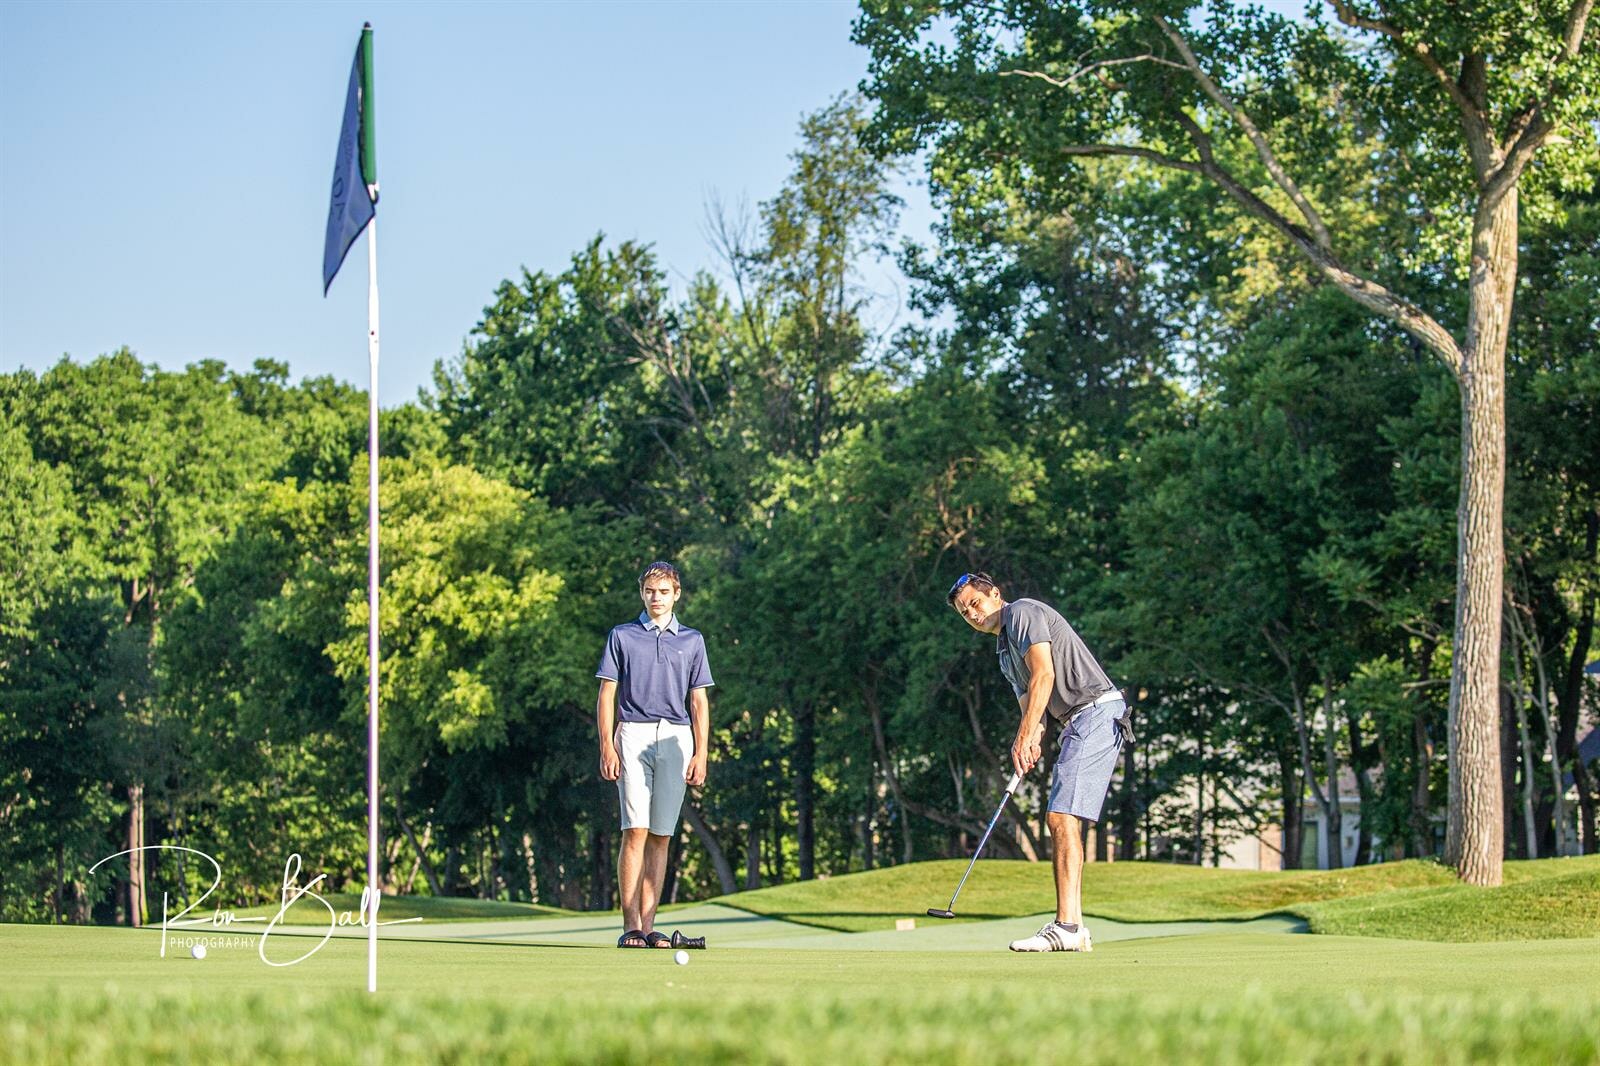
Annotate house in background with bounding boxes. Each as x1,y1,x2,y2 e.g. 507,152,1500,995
1298,770,1371,869
1215,826,1284,871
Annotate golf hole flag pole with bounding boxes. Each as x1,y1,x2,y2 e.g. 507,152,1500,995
322,22,381,994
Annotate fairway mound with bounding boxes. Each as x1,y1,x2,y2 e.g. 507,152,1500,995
708,854,1600,943
234,853,1600,946
1303,856,1600,941
706,858,1438,931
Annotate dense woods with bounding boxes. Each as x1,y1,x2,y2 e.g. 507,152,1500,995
3,2,1596,921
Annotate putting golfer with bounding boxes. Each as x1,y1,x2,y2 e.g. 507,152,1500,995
597,561,713,950
947,573,1132,952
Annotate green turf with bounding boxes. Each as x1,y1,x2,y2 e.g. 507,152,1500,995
1302,859,1600,940
224,892,572,924
712,855,1600,940
5,924,1598,1064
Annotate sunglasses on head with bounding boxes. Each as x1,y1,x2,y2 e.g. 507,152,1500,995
947,573,975,605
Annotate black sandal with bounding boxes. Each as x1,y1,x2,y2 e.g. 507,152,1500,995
617,929,647,948
669,930,706,949
643,931,672,949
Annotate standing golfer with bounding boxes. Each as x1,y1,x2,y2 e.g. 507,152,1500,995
947,572,1132,952
597,561,713,950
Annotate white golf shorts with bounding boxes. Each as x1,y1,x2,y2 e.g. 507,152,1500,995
615,720,693,836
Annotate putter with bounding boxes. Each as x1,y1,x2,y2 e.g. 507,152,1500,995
927,770,1023,919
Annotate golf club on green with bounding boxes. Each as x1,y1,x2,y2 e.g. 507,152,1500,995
926,770,1023,919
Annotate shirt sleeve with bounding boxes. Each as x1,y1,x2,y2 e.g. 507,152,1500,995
1008,602,1054,656
689,635,714,689
595,629,621,681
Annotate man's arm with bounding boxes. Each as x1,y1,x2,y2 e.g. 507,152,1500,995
686,687,709,786
597,679,620,781
1011,642,1055,777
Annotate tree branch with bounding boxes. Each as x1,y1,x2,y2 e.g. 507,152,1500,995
1562,0,1595,57
1152,15,1333,250
1483,0,1594,210
1325,0,1495,170
1000,53,1187,89
1018,36,1468,372
1171,109,1466,374
1059,143,1202,173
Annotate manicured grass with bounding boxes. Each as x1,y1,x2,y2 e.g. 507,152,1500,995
5,924,1599,1064
148,853,1600,941
1303,858,1600,941
225,892,572,924
713,855,1600,940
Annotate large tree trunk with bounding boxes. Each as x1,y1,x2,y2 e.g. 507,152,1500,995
1444,188,1516,887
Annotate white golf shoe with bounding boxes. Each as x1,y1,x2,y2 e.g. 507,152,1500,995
1008,920,1092,952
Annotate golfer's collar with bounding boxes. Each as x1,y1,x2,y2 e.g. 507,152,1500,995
639,611,680,635
993,601,1012,648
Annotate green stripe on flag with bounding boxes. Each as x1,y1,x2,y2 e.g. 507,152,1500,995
359,24,377,194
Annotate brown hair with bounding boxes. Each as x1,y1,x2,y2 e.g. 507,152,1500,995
946,572,1000,606
639,561,682,592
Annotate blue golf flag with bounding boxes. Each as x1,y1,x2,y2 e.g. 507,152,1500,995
323,25,377,294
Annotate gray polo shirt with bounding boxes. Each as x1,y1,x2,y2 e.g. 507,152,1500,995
596,612,714,725
996,598,1112,723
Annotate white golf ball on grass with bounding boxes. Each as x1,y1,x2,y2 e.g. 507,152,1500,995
190,943,207,960
674,950,688,966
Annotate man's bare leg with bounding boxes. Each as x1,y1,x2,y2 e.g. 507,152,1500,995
618,828,650,933
1047,811,1085,925
638,832,672,940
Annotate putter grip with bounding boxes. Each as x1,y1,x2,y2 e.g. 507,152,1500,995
1005,771,1021,794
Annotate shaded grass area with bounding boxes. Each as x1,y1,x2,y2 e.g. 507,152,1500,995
713,854,1600,940
226,893,572,924
141,854,1600,942
5,925,1599,1064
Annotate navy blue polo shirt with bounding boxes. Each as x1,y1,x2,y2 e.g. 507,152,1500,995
595,612,715,724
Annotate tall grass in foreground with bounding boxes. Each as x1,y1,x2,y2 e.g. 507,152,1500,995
6,986,1597,1065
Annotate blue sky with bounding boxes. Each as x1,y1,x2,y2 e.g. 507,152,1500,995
0,0,916,407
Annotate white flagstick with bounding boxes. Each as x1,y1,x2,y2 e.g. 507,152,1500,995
366,216,381,994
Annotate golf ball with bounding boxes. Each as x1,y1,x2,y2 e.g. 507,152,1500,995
190,943,207,960
674,950,688,966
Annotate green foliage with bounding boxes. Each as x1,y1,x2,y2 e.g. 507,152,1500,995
5,31,1598,925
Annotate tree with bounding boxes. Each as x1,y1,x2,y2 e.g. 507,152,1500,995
856,0,1600,885
11,352,283,920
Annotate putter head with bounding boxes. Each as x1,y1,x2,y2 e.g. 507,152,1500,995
926,908,956,919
